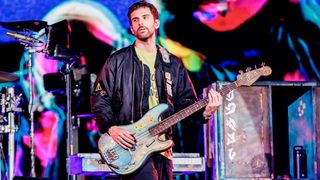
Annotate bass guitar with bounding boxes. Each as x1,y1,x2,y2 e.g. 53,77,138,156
98,65,272,175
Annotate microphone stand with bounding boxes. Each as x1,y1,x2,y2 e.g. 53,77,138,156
25,44,36,178
20,40,44,178
7,33,43,178
19,37,45,178
6,29,50,178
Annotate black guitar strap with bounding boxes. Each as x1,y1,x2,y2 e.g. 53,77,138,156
158,46,174,136
158,46,173,106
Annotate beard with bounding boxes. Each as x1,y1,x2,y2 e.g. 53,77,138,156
136,27,153,41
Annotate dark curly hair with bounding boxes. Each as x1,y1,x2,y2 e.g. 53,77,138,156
127,1,159,25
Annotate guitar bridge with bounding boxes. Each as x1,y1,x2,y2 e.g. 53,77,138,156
104,148,119,163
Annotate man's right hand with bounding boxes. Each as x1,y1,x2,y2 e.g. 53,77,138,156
108,126,136,150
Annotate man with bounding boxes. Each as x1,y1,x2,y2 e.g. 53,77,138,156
90,1,222,179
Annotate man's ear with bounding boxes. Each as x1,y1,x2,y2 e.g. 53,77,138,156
155,19,160,29
130,26,134,34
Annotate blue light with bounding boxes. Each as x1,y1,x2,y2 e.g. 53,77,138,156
0,0,137,43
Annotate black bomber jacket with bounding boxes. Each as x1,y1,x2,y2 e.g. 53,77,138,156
90,44,202,134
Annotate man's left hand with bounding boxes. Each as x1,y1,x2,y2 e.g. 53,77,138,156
203,88,222,118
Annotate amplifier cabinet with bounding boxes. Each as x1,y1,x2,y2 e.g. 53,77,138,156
210,82,273,179
288,86,320,179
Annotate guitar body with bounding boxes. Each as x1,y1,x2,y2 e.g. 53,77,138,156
98,103,173,175
98,65,272,175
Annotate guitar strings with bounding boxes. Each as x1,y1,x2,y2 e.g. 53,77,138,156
107,128,154,153
106,96,212,153
106,98,210,153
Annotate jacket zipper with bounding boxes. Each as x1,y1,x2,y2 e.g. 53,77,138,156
140,63,144,118
131,62,135,124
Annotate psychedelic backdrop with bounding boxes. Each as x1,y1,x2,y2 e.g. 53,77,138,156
0,0,319,179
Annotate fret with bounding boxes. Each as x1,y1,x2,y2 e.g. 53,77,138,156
219,82,238,96
149,84,233,136
149,98,208,136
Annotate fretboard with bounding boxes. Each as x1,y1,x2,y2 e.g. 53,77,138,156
149,81,239,136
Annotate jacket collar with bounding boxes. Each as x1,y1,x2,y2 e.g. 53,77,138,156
130,43,172,68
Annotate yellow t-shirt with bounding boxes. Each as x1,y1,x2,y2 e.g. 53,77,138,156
135,46,172,159
134,46,158,108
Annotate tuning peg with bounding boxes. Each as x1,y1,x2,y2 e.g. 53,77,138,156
238,70,244,74
246,67,251,72
261,62,265,67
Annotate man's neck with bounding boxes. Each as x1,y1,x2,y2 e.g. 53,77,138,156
135,39,157,52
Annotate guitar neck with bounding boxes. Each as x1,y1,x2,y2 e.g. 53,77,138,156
149,81,239,136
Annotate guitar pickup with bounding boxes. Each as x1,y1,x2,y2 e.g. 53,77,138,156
146,138,155,147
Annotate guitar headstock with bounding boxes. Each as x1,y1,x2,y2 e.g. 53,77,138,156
236,64,272,86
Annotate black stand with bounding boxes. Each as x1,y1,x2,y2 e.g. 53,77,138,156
63,63,76,157
53,48,80,180
65,64,77,180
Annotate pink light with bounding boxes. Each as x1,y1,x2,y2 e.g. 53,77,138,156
22,110,58,177
283,69,307,81
87,23,117,46
86,118,99,133
194,0,268,32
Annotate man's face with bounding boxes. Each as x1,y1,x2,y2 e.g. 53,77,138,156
130,7,159,41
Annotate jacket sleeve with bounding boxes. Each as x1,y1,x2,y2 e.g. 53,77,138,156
175,59,206,123
90,56,117,134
